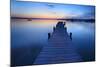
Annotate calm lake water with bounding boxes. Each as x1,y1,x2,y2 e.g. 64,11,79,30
11,19,95,62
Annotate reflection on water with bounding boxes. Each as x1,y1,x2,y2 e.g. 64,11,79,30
11,19,95,65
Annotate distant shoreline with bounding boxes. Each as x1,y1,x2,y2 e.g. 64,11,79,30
11,17,95,22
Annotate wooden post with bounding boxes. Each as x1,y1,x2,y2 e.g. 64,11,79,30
53,27,55,31
70,32,72,40
48,33,51,39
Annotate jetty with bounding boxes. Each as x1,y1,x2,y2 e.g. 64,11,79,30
34,21,82,64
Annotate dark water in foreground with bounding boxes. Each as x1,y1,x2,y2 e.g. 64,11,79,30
11,19,95,66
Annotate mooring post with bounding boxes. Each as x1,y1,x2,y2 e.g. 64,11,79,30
48,33,51,39
70,32,72,40
53,27,55,31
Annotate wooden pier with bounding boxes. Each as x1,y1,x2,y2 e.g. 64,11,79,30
34,21,82,64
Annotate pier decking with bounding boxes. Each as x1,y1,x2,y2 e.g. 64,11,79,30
34,21,82,64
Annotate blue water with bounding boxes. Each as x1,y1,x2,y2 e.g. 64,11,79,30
11,19,95,61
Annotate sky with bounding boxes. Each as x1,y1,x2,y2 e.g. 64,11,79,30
11,0,95,19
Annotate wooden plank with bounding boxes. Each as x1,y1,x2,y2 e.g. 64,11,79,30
34,21,82,64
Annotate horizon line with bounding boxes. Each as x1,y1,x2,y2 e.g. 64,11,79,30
11,17,95,20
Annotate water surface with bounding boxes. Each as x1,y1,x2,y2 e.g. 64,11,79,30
11,19,95,63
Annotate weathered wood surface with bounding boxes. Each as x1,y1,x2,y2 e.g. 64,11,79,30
34,22,82,64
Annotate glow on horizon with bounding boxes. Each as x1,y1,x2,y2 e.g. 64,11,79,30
11,0,95,19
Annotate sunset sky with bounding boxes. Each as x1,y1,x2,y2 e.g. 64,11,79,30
11,0,95,19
